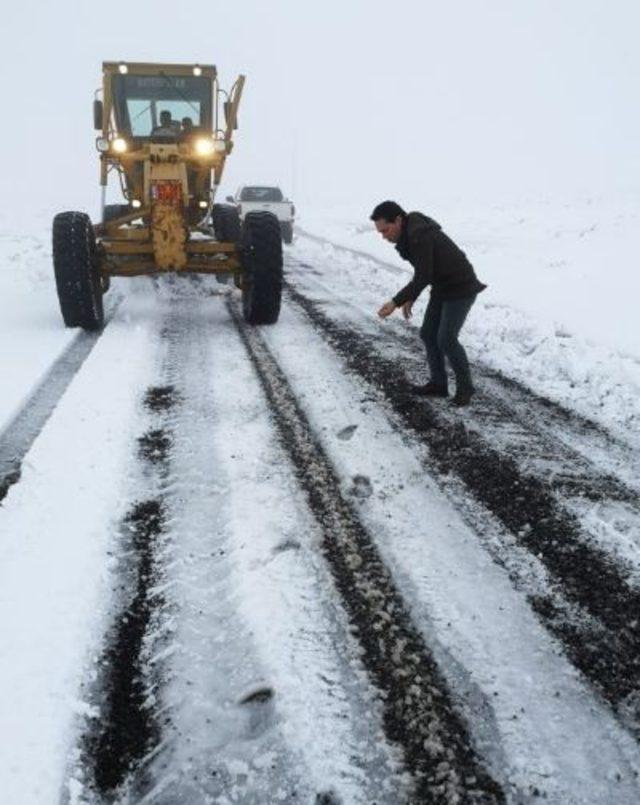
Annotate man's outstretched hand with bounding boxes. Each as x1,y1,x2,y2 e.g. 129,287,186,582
377,300,397,318
378,300,413,319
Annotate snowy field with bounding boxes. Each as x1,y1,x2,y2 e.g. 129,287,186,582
1,196,639,804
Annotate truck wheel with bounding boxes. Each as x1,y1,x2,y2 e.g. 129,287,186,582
52,211,104,330
103,204,130,224
241,211,283,325
281,221,293,245
211,203,241,243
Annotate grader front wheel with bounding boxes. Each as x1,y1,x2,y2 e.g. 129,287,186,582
241,211,283,325
52,211,104,330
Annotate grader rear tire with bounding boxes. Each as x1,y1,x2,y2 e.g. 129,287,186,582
241,211,283,325
211,204,241,243
52,211,104,330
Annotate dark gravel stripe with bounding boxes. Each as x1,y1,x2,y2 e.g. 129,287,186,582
79,382,178,799
230,300,505,804
284,283,640,726
85,499,165,795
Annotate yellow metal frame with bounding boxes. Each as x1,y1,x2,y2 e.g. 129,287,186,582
96,60,245,278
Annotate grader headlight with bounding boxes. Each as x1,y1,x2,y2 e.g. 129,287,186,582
194,137,215,156
111,137,128,154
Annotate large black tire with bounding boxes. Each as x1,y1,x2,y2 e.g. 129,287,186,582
52,211,104,330
211,203,241,243
103,204,130,224
241,211,283,325
280,221,293,245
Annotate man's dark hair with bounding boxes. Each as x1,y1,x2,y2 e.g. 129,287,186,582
370,200,406,222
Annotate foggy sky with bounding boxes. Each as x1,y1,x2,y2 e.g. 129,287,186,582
3,0,639,220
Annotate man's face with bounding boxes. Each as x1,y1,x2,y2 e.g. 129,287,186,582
374,215,403,243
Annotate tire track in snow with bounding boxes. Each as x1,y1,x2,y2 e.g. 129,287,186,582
229,299,505,804
0,301,121,503
71,384,177,802
131,301,309,804
0,337,99,503
283,280,640,733
126,289,402,804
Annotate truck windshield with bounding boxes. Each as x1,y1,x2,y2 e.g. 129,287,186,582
112,73,213,137
240,187,284,202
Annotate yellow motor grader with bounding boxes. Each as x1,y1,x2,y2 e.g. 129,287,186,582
52,61,283,330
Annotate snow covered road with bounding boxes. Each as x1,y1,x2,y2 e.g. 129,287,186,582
1,232,640,804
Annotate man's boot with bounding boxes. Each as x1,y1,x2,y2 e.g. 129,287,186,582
451,387,474,406
409,381,449,397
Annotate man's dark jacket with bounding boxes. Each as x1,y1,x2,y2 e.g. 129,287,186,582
392,212,486,305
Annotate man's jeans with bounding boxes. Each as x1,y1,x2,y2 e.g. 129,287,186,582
419,294,477,392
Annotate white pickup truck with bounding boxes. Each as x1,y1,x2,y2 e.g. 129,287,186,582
227,185,295,244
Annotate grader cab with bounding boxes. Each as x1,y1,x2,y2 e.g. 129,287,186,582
52,61,283,330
